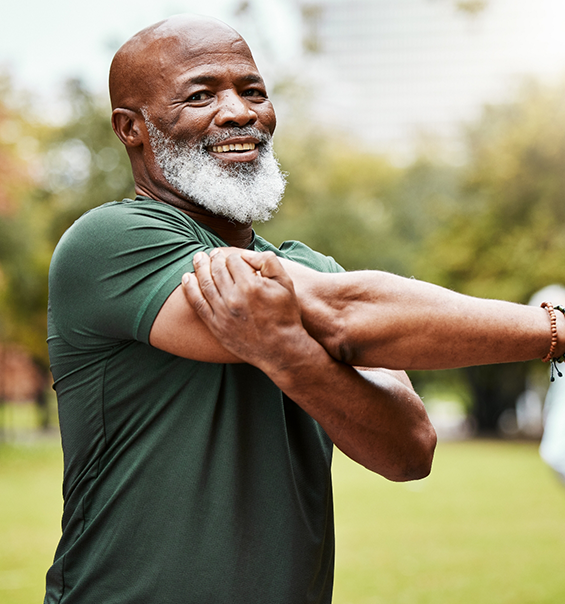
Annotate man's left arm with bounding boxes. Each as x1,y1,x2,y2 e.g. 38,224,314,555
183,250,436,481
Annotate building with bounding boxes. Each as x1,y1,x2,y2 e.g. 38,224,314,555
237,0,565,159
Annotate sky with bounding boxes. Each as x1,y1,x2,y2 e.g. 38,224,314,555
1,0,230,95
2,0,565,152
0,0,300,111
300,0,565,153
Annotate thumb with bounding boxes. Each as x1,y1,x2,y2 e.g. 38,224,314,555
239,251,295,290
239,250,281,277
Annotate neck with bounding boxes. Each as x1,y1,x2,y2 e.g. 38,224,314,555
135,184,254,249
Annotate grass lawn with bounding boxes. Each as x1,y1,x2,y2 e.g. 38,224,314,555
0,437,63,604
333,440,565,604
1,431,564,603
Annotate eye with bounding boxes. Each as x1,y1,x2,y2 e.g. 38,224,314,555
241,88,266,99
187,91,213,104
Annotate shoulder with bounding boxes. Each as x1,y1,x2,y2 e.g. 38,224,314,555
48,198,213,346
52,198,200,266
254,236,345,274
59,198,194,243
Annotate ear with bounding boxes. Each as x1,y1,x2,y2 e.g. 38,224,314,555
112,108,145,147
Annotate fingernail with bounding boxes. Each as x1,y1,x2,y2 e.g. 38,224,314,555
193,252,204,265
209,248,220,258
182,273,190,285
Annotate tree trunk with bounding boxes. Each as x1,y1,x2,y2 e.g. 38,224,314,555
464,363,527,435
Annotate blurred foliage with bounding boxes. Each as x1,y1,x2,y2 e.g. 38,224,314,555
261,129,462,278
412,79,565,430
2,72,565,432
0,77,133,373
265,78,565,432
42,78,134,244
454,0,488,15
416,79,565,303
260,128,402,270
0,77,53,368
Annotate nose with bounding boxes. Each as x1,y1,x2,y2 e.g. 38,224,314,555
215,90,257,128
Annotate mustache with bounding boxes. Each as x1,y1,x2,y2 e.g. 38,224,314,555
199,127,272,149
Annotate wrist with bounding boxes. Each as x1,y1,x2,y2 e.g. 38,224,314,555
263,329,333,392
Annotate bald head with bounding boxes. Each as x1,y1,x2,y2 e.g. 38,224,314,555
109,15,249,111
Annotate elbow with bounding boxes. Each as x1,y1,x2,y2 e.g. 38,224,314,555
379,423,437,483
340,421,437,482
395,424,437,482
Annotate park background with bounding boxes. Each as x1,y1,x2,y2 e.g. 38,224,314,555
1,0,565,602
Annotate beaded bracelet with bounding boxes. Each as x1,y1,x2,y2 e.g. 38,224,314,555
542,302,565,381
541,301,558,362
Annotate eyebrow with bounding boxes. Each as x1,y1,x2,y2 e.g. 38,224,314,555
184,74,265,86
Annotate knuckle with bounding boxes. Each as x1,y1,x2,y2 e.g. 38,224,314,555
191,297,210,318
224,253,240,269
210,260,226,276
262,251,277,264
225,293,244,316
198,277,216,296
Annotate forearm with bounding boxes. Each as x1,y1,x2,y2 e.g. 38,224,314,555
242,327,436,481
183,250,436,480
282,261,564,370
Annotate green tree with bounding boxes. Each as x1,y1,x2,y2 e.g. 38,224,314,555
415,79,565,432
0,76,52,366
42,79,134,244
258,127,401,271
0,78,133,429
260,127,462,280
418,80,565,302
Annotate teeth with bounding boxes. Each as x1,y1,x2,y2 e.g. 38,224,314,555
212,143,256,153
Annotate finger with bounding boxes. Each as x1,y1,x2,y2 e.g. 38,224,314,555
245,252,294,291
209,249,237,292
181,271,215,321
192,252,225,307
238,249,266,271
224,252,263,285
257,252,286,281
209,247,229,257
237,250,279,276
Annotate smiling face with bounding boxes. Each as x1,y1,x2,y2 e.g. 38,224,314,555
142,109,286,224
146,35,276,160
110,16,285,224
111,16,276,166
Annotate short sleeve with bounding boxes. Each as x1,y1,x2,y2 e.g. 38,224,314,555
48,201,216,349
254,237,345,274
278,240,345,274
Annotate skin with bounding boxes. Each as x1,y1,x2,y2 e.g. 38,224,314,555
183,249,435,479
277,257,565,369
109,15,437,480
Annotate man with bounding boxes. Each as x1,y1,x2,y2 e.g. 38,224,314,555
45,14,565,604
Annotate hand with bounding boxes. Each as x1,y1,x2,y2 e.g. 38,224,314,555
182,249,436,479
182,249,310,372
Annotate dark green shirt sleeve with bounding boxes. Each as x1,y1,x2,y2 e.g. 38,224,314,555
49,201,214,349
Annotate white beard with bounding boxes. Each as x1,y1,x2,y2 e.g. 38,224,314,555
143,117,287,224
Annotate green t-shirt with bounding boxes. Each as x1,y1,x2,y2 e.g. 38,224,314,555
45,196,344,604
